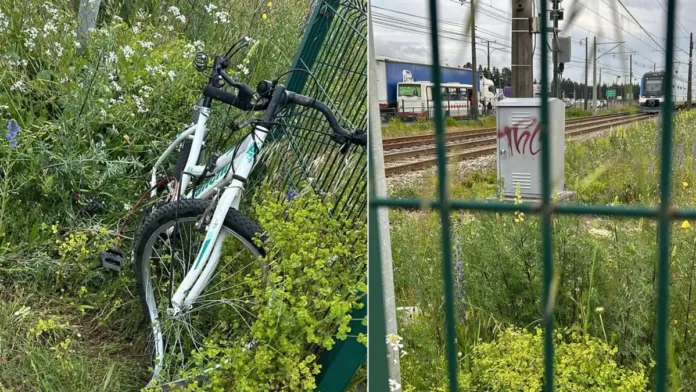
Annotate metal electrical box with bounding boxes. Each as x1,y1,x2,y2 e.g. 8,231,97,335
495,98,566,198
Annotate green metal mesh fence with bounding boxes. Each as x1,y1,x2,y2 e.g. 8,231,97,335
264,0,367,222
262,1,367,390
368,0,684,391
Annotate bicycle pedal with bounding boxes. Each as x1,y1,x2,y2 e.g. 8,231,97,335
100,248,124,272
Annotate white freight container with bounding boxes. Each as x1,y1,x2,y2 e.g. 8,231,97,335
495,98,566,198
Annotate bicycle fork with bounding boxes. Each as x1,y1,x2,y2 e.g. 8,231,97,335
168,125,269,316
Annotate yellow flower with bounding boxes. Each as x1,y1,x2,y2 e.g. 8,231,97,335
267,1,273,7
123,134,130,142
684,181,689,189
262,13,268,20
682,220,692,229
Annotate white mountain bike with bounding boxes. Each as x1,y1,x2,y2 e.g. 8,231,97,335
130,38,366,387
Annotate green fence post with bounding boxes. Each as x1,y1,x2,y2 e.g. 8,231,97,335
315,295,367,392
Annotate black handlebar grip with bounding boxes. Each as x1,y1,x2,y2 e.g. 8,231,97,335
202,85,239,106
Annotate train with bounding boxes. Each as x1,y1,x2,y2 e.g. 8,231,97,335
375,57,497,120
639,71,694,113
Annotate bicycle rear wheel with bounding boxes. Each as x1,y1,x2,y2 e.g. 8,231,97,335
134,199,266,385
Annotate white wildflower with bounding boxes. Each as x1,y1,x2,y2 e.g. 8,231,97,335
237,64,250,75
183,43,196,58
388,379,402,392
168,25,174,32
74,41,82,49
43,5,59,18
123,203,132,211
204,3,218,13
139,85,153,98
132,25,140,33
59,76,69,83
111,81,122,92
385,333,403,351
106,51,118,64
43,21,57,37
167,70,176,81
168,6,181,16
121,45,134,60
0,104,9,111
133,95,148,113
112,15,123,23
214,11,229,24
10,80,26,92
138,41,154,50
193,40,204,49
54,43,63,58
0,11,9,34
153,32,162,39
25,27,38,39
176,14,186,23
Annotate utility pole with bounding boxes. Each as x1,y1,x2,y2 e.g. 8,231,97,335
551,0,561,98
592,39,624,114
511,0,533,97
593,36,598,115
584,37,589,111
629,54,633,102
688,32,693,108
470,0,479,120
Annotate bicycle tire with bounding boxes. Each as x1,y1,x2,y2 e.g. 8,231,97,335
133,199,265,381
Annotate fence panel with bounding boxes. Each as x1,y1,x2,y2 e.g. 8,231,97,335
368,0,683,391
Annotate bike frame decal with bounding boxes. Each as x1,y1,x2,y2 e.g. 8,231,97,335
194,237,212,269
193,162,231,198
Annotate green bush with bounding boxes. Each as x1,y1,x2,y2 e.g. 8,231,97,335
182,188,366,391
462,327,648,391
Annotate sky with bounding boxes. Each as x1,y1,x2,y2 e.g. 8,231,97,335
372,0,696,86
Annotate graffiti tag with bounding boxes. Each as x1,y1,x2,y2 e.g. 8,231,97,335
497,118,541,156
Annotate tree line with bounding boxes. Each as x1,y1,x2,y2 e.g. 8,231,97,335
470,64,640,100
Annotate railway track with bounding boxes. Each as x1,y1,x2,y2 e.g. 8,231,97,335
384,112,657,177
383,111,637,151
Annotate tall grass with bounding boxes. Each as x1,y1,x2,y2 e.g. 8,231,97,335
0,0,313,389
389,110,696,390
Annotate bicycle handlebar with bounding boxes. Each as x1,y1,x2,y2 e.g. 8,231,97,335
202,85,268,111
286,92,366,147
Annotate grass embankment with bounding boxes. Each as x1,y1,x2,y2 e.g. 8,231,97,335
388,110,696,390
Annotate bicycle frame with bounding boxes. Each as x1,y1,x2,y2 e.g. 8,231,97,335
148,104,270,316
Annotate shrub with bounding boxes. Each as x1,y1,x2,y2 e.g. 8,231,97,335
182,188,366,391
462,327,649,391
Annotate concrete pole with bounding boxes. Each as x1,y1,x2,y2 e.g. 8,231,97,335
593,36,598,115
552,0,559,98
511,0,533,97
368,8,401,387
470,0,479,120
688,33,693,108
76,0,102,53
629,54,633,102
584,37,589,111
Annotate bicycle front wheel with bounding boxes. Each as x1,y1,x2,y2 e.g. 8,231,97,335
134,199,266,385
